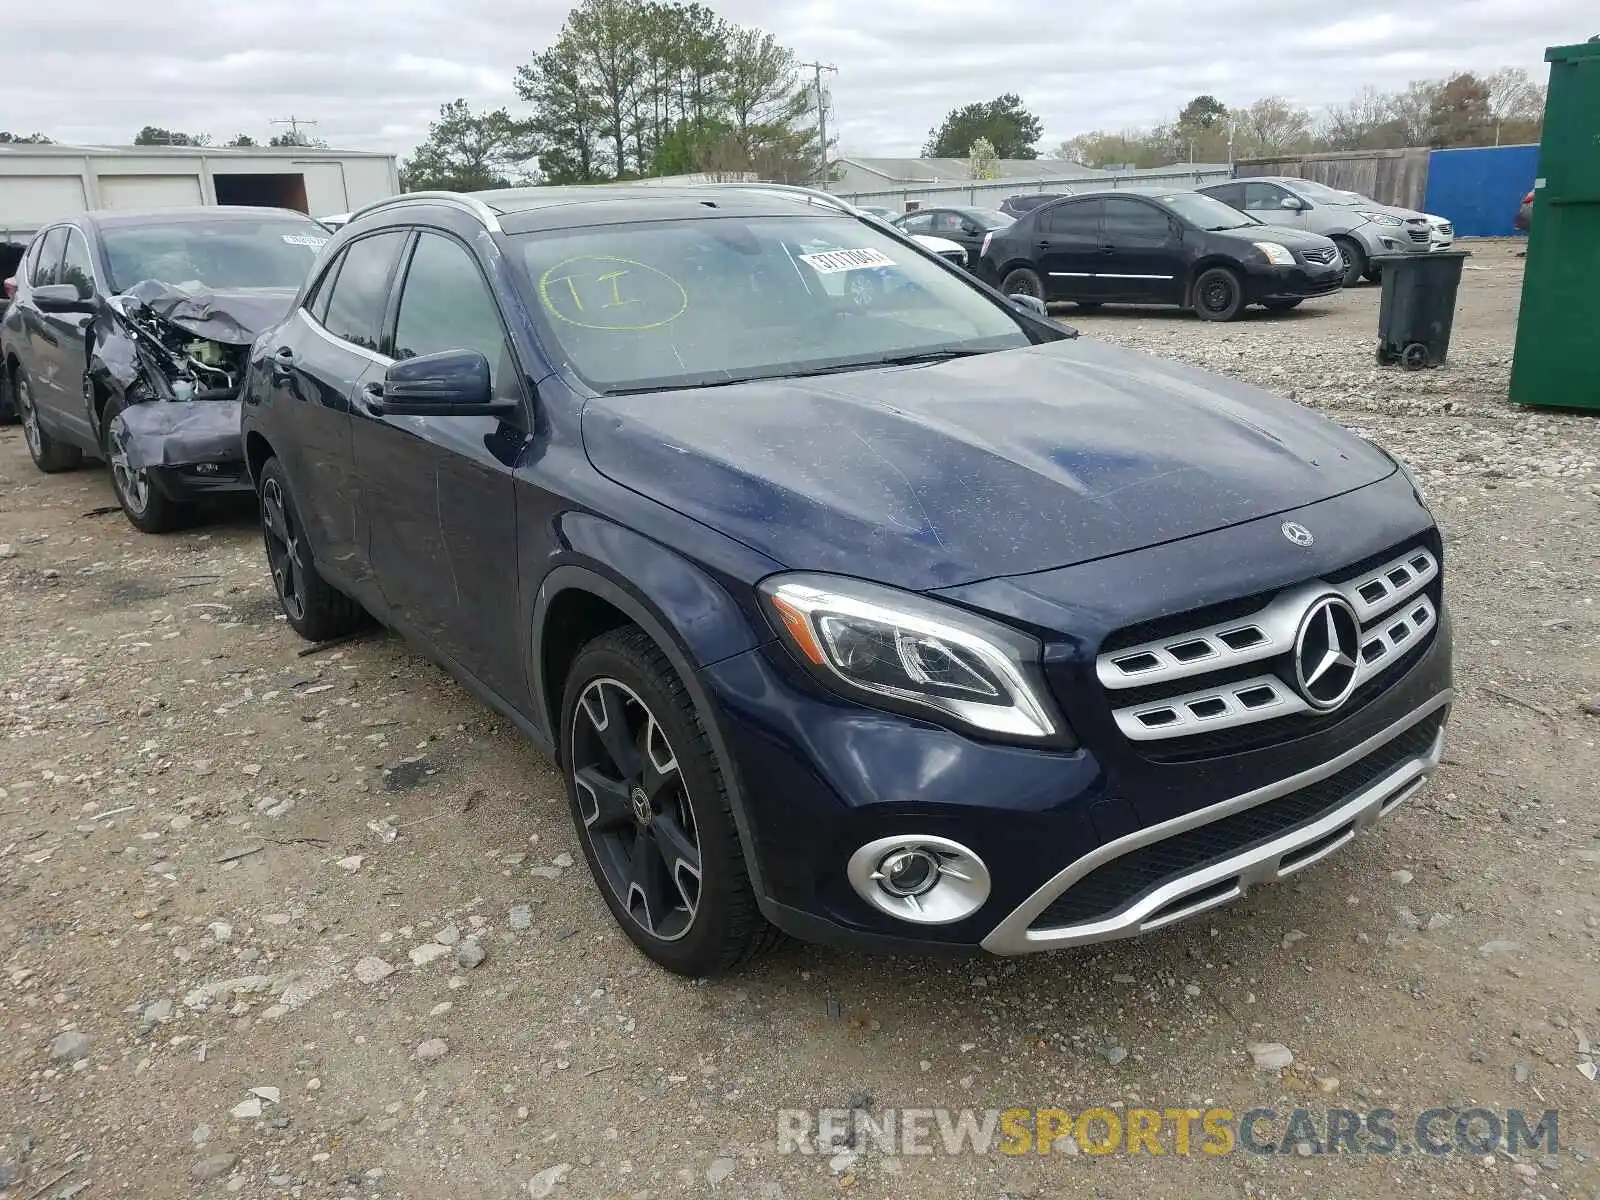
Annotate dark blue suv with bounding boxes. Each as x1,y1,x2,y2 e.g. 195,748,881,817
240,186,1452,976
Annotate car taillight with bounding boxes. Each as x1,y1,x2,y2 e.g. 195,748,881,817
2,277,14,300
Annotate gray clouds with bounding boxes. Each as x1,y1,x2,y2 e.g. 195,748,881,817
1,0,1589,156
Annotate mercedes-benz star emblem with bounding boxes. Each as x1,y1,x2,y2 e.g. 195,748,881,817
1293,595,1362,710
1281,521,1315,547
629,785,653,826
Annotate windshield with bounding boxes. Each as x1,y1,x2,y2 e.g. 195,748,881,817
1280,178,1361,206
1159,192,1260,231
963,209,1013,229
102,217,330,292
517,214,1032,394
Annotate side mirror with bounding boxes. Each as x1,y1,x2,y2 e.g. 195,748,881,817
1280,196,1304,211
375,349,515,417
1008,293,1048,317
33,283,95,313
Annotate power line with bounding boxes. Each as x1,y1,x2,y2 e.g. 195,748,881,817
799,62,837,188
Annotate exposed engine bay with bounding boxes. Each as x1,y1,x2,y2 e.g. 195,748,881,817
91,280,295,473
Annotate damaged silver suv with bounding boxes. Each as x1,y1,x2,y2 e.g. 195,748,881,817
0,207,330,532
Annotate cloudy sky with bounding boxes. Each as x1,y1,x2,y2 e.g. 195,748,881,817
2,0,1589,160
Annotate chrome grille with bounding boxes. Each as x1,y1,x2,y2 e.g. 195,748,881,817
1098,546,1439,743
1302,246,1338,265
1408,229,1430,243
1435,223,1453,236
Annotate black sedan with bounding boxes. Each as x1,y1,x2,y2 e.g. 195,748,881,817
978,188,1346,321
892,207,1011,266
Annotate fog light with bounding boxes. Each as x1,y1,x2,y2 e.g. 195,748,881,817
846,835,990,925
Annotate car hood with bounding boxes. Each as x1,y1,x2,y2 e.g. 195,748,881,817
1211,223,1337,251
580,339,1396,591
112,280,299,346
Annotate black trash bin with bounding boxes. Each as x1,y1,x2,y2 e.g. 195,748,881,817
1370,250,1470,369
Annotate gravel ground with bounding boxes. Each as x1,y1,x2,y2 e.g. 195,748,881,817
1,240,1598,1200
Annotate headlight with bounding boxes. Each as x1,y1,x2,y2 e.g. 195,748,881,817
759,574,1065,742
1358,211,1404,227
1253,242,1296,266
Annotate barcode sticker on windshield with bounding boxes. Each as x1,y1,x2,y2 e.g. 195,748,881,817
798,248,895,274
283,234,329,248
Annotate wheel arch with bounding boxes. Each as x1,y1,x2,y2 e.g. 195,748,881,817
1183,256,1245,307
530,552,773,908
244,430,275,488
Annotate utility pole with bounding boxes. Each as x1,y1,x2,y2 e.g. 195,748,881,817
799,61,837,189
269,115,319,145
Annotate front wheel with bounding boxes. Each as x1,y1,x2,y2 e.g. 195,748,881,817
257,456,367,642
101,395,194,534
562,627,773,977
1334,238,1367,287
1193,267,1244,322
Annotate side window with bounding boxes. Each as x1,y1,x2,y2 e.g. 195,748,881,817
1042,200,1100,238
304,251,344,325
322,232,407,352
1101,199,1172,246
1242,183,1287,212
898,213,934,235
30,229,66,287
930,211,962,234
393,232,510,391
1206,183,1244,209
60,230,96,300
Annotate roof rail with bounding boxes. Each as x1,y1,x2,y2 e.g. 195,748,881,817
347,190,503,233
696,182,860,215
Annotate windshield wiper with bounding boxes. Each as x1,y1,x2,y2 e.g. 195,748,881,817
602,349,993,394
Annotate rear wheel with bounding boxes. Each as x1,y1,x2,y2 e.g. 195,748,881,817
1193,267,1244,322
1001,266,1044,303
257,456,367,642
561,627,774,977
15,370,82,473
101,395,194,534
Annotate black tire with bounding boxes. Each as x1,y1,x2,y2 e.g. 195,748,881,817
1263,298,1303,312
1193,267,1244,322
561,626,774,977
101,394,195,534
1001,266,1044,303
0,368,16,425
1334,238,1367,288
257,455,367,642
14,369,82,473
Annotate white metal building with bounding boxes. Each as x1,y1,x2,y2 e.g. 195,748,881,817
0,144,400,241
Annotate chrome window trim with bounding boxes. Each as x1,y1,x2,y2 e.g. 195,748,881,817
981,690,1452,953
297,307,392,367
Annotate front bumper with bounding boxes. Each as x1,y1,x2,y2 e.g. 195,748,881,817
981,693,1447,952
703,478,1452,956
147,460,253,501
1244,262,1345,302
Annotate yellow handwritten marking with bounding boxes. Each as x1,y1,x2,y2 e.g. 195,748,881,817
537,255,687,331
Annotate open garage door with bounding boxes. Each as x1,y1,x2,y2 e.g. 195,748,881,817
213,173,310,213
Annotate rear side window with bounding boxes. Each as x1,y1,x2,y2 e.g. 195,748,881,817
1101,199,1172,245
1241,182,1288,212
393,232,509,389
30,228,66,287
1205,183,1244,208
1042,200,1100,237
321,231,407,352
304,252,342,325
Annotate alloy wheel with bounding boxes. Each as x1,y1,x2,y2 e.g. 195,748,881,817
570,677,702,942
17,377,41,459
1004,271,1041,300
261,478,307,622
108,435,150,516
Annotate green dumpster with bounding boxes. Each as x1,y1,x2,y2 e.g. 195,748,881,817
1509,39,1600,410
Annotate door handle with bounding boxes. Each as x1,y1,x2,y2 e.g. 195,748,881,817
1036,241,1052,249
354,380,387,416
269,346,296,381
